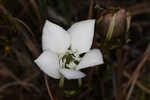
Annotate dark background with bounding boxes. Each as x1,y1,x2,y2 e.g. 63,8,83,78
0,0,150,100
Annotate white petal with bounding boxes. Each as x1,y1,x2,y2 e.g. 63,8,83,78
76,49,104,70
68,20,95,54
42,20,70,54
59,69,86,80
34,51,61,79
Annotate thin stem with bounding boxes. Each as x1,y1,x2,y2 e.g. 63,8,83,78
87,0,95,89
59,76,64,88
44,75,54,100
123,71,150,95
78,78,82,87
116,49,123,100
126,44,150,100
88,0,94,19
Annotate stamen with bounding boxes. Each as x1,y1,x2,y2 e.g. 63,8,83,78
59,49,82,69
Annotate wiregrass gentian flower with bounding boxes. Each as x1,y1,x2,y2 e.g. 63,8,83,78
34,20,104,80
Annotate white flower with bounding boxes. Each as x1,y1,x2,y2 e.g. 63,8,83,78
34,20,104,80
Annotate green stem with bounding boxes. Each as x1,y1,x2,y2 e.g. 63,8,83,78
59,76,64,88
78,78,82,87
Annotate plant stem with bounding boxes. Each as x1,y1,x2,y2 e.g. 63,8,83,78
88,0,94,19
44,75,54,100
59,76,64,88
116,48,123,100
78,78,82,87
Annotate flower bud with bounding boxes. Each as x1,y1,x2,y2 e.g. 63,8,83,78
96,8,128,40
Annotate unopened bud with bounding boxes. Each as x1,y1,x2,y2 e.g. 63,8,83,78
96,8,128,40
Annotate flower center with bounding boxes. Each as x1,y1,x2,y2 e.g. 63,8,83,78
59,49,85,70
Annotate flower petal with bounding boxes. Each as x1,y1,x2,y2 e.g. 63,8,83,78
76,49,104,70
34,50,61,79
68,20,95,54
59,68,86,80
42,20,70,54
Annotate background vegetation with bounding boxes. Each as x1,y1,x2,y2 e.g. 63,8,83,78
0,0,150,100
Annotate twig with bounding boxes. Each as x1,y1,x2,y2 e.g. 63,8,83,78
88,0,94,19
0,62,40,93
12,18,41,58
29,0,42,26
0,4,41,58
115,48,123,100
14,18,36,38
17,0,30,16
0,81,40,93
44,75,54,100
125,44,150,100
123,71,150,95
87,68,94,88
13,20,41,58
0,70,40,93
17,0,41,29
87,0,95,90
128,1,150,16
78,88,92,99
0,62,39,91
